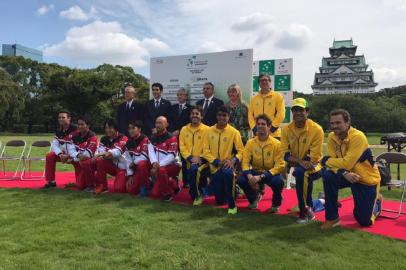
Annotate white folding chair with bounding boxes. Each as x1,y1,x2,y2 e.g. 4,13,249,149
376,152,406,219
0,140,27,180
20,140,51,180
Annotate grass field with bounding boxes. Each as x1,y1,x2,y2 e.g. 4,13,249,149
0,134,406,269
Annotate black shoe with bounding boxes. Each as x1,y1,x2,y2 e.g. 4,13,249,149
162,195,173,202
42,181,56,189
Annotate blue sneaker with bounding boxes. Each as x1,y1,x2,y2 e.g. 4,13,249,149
374,194,383,217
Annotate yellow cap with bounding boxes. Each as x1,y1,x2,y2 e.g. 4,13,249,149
292,98,308,109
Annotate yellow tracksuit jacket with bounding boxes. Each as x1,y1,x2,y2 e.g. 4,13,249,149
325,127,380,186
248,90,285,138
202,124,244,172
242,135,285,176
179,123,209,160
280,119,324,173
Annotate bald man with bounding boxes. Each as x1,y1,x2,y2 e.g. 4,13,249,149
149,116,182,201
117,85,143,135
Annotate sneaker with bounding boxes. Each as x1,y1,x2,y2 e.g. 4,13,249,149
84,187,95,193
228,207,238,215
296,207,315,224
162,195,173,202
94,185,108,194
269,206,280,213
321,218,340,230
193,197,203,206
42,181,56,189
248,194,262,209
374,193,383,217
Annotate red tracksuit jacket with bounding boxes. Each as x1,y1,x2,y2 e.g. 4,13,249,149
66,129,99,161
51,124,78,155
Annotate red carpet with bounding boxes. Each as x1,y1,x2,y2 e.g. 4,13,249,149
314,197,406,241
1,172,405,241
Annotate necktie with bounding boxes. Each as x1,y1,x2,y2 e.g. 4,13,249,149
203,99,209,112
155,100,159,109
126,102,130,110
178,104,183,116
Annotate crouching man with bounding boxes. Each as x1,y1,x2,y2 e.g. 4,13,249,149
66,116,98,191
202,106,244,214
94,119,128,194
237,114,285,212
150,116,181,201
321,109,382,229
125,120,157,196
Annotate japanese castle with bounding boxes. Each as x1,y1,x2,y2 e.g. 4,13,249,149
312,39,378,94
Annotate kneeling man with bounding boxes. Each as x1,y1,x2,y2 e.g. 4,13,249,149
321,109,382,229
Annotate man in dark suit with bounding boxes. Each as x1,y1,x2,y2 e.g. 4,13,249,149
169,88,191,136
144,82,172,136
117,85,143,136
169,87,191,188
196,82,224,126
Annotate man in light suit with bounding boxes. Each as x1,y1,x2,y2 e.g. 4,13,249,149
144,82,172,136
196,82,224,127
117,85,142,136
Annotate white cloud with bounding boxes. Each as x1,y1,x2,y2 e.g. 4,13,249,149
44,20,170,67
231,12,273,32
274,24,313,51
139,38,170,54
196,41,225,53
382,0,406,10
373,67,406,89
59,5,97,21
37,4,54,15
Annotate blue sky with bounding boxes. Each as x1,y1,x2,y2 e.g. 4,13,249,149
1,0,406,93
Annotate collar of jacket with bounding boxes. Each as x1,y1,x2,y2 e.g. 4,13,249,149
332,126,355,144
186,123,204,132
151,130,172,144
259,89,274,97
213,124,230,133
72,129,95,144
254,135,275,147
126,133,146,149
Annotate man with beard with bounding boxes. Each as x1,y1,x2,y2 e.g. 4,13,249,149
320,109,382,229
179,106,210,205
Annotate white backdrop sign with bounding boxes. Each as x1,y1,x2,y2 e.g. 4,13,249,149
150,49,253,105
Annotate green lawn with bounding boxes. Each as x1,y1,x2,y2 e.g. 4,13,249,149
0,134,406,269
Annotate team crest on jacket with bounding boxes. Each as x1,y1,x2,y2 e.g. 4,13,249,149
223,137,227,142
268,102,272,106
